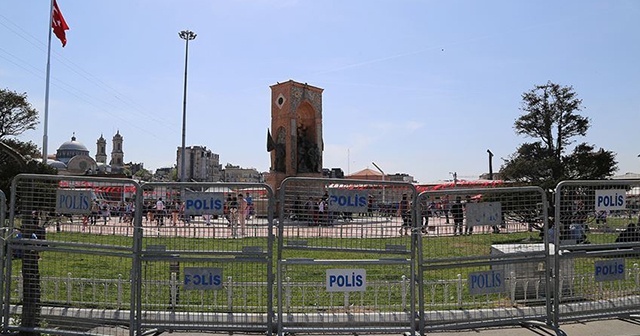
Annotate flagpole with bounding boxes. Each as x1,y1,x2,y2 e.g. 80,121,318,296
42,0,55,162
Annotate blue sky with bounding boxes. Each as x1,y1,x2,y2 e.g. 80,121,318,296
1,0,638,183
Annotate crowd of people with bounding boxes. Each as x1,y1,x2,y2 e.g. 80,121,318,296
78,200,135,229
137,194,256,238
11,191,640,243
288,194,335,226
416,195,500,236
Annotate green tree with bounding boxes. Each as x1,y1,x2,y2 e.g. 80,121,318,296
0,95,56,198
500,81,617,192
134,168,153,181
1,138,41,158
1,89,56,335
170,167,178,181
0,88,39,139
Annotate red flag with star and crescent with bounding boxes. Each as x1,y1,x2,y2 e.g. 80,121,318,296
52,0,69,47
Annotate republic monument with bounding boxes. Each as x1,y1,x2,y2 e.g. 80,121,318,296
266,80,324,193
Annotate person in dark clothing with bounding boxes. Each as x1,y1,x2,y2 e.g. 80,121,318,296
398,194,411,236
464,195,474,235
20,210,43,321
367,195,374,217
292,196,302,221
304,197,315,225
420,199,430,234
450,196,464,236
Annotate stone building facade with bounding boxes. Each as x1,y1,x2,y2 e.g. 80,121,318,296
176,145,222,182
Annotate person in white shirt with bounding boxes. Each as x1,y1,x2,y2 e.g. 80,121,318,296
155,198,165,226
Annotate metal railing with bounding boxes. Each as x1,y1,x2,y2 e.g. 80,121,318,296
554,180,640,325
2,175,640,336
417,186,561,335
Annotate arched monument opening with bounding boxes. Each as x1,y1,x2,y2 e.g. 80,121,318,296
295,101,321,174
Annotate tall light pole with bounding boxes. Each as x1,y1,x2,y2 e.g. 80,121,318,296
371,161,386,203
487,149,494,180
179,29,196,182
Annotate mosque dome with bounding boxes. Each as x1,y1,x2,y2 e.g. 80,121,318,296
46,159,67,170
48,132,122,176
56,135,90,164
58,136,89,152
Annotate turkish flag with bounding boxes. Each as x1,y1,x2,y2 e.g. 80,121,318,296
52,0,69,47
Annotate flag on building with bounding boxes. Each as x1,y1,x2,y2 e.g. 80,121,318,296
267,129,275,152
52,0,69,47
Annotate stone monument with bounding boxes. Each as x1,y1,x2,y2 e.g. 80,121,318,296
266,80,324,192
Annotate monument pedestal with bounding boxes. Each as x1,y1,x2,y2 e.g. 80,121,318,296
266,171,322,197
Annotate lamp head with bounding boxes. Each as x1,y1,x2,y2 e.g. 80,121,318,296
179,30,197,40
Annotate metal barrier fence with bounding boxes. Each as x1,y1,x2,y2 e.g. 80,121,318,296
4,175,640,336
3,174,140,336
417,187,560,334
277,177,418,335
279,259,413,334
136,182,275,335
277,177,417,255
0,190,6,330
554,180,640,324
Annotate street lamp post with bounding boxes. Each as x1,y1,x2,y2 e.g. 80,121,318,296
487,149,494,180
179,29,197,182
371,162,386,203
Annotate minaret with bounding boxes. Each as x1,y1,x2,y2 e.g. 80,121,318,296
96,134,107,164
109,130,124,170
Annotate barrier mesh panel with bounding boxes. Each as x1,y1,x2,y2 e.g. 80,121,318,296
4,174,139,336
554,180,640,322
137,182,274,333
278,260,413,334
140,183,272,246
418,187,552,331
0,191,6,330
139,258,270,331
279,178,416,256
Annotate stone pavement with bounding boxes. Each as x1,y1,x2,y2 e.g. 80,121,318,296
427,318,640,335
114,318,639,336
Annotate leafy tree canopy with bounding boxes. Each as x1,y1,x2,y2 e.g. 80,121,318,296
1,89,56,200
134,168,153,181
0,141,58,203
500,81,617,192
0,88,39,140
1,138,41,159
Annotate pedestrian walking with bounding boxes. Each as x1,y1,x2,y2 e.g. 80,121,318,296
451,196,464,236
398,194,411,236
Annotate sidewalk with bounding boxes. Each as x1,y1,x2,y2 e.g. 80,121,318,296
429,318,640,336
121,318,640,336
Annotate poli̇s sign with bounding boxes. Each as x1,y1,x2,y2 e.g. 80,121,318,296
465,202,502,227
184,192,224,216
326,269,366,292
56,189,94,214
595,190,626,211
328,189,368,213
594,259,625,282
183,267,223,290
468,270,505,295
